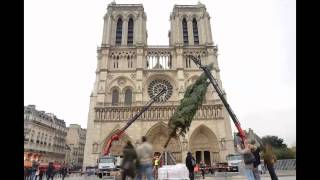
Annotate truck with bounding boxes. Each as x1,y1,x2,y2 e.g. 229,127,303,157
226,154,243,172
96,155,117,178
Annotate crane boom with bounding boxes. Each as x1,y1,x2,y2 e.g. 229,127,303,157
102,88,167,156
187,55,246,145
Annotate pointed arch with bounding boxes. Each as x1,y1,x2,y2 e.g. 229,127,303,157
101,130,133,156
189,125,220,164
145,122,182,162
111,88,119,105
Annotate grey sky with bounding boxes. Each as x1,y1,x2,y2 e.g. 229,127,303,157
24,0,296,146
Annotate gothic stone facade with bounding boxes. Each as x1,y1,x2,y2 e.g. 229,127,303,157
83,2,235,168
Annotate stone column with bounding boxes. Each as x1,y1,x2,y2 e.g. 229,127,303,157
187,18,194,46
176,16,182,45
102,13,112,46
122,18,128,46
199,17,206,45
135,48,144,103
204,13,213,45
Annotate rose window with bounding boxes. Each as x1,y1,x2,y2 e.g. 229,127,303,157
148,79,173,102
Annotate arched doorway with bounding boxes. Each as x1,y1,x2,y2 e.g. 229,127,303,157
145,122,182,163
101,130,132,157
189,125,220,165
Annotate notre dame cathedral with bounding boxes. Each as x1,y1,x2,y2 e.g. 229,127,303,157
83,2,235,168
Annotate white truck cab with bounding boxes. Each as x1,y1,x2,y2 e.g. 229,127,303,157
226,154,243,172
97,155,117,178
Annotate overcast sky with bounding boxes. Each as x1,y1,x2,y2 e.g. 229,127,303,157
25,0,296,146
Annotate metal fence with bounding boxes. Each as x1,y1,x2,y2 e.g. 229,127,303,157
273,159,296,170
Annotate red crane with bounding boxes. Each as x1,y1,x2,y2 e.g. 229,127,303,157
102,88,167,156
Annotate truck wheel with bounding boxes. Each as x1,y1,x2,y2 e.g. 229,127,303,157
98,173,102,178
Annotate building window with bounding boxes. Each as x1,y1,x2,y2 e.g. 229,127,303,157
185,57,191,68
116,18,123,45
124,89,132,105
112,89,119,105
127,18,134,46
182,18,188,45
192,18,199,45
127,56,133,68
114,56,119,69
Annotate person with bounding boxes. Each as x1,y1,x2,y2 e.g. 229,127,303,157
153,155,160,179
199,161,206,179
31,162,38,180
60,166,68,180
185,152,196,180
24,167,28,180
121,140,138,180
250,140,261,180
38,167,44,180
27,167,33,180
237,138,255,180
46,162,54,180
35,166,40,180
136,136,154,180
263,143,278,180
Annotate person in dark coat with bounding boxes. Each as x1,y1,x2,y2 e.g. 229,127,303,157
38,168,44,180
251,140,261,180
120,140,138,180
185,152,196,180
46,162,54,180
60,166,68,180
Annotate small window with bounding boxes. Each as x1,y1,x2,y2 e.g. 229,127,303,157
116,18,123,45
112,89,119,105
124,89,132,105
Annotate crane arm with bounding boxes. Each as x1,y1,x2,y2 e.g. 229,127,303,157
102,88,167,156
187,55,246,145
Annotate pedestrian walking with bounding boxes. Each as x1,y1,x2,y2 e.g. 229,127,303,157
200,161,206,179
27,167,33,180
35,167,40,180
185,152,196,180
250,140,261,180
136,136,154,180
120,140,138,180
60,166,68,180
46,162,54,180
263,143,278,180
38,167,44,180
237,138,256,180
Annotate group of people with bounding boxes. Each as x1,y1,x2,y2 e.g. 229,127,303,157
120,136,156,180
237,137,279,180
185,138,279,180
24,162,68,180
